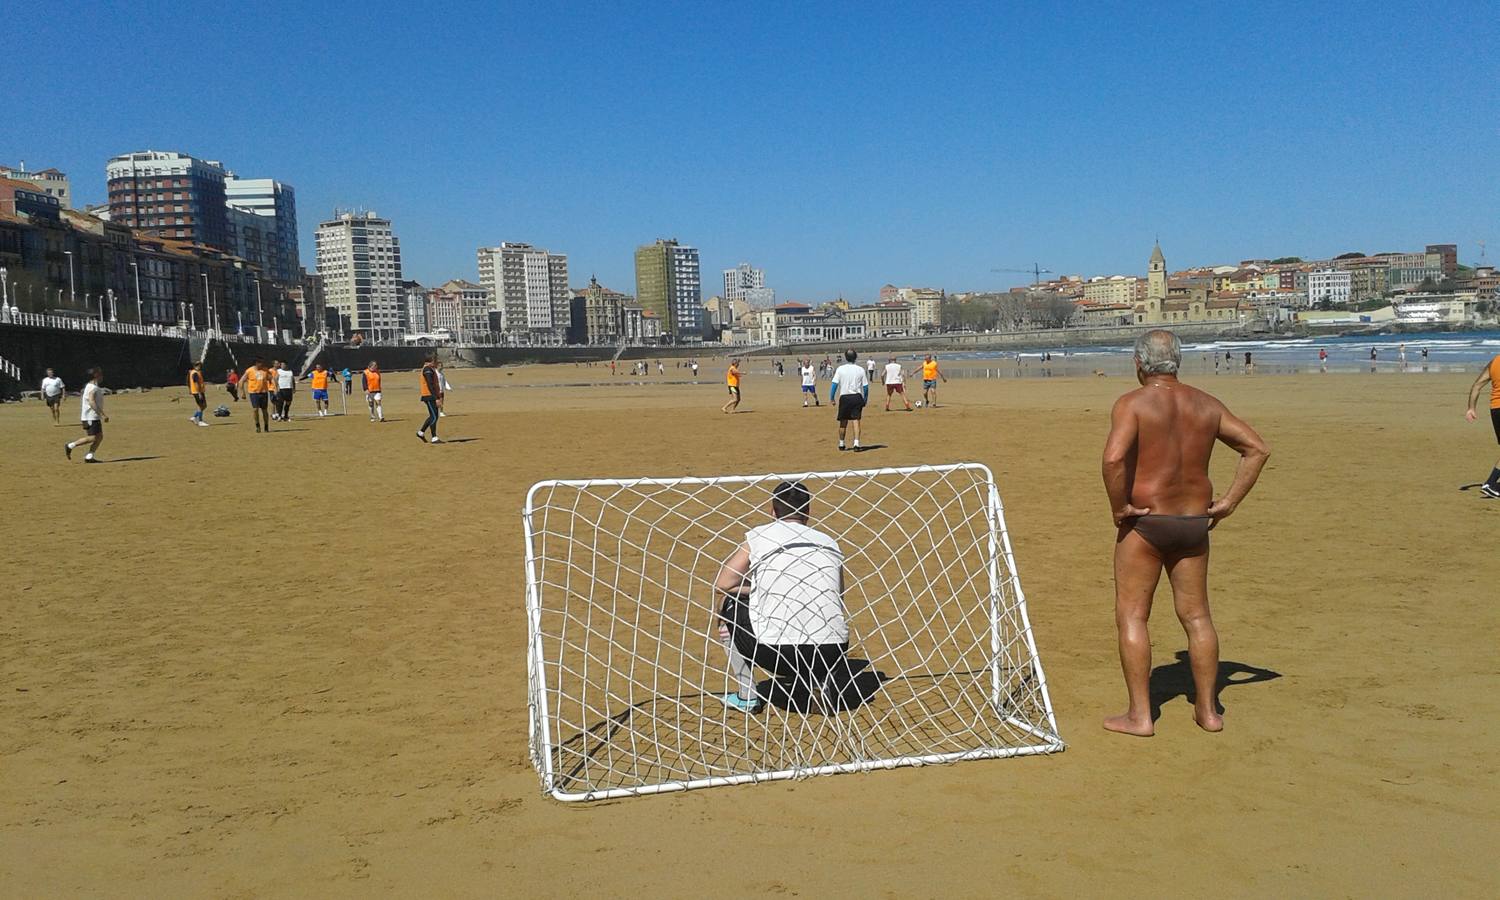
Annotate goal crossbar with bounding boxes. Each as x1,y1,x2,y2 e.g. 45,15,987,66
523,462,1064,802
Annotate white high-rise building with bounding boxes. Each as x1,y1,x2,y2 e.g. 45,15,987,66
226,176,299,284
315,211,404,339
723,263,765,306
1307,269,1352,306
477,242,570,343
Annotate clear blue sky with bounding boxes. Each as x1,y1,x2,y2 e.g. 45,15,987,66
6,1,1497,300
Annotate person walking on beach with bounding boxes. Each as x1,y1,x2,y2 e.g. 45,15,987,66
1464,352,1500,499
40,368,65,424
64,368,107,462
417,355,442,444
187,362,209,427
243,358,272,432
363,361,384,422
435,360,451,417
1318,348,1328,372
225,369,240,402
1101,330,1270,736
722,359,743,414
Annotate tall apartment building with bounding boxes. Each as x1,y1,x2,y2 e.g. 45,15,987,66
315,211,404,338
0,162,70,208
1307,269,1352,306
635,238,702,341
403,280,428,333
226,176,299,283
476,243,570,342
723,262,766,306
106,150,229,249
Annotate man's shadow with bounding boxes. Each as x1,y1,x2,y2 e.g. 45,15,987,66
1149,651,1281,720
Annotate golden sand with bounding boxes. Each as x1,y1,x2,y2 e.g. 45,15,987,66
2,366,1495,895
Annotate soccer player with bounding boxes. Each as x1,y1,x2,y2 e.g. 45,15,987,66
919,354,947,408
865,356,876,386
275,360,296,420
417,355,442,444
1101,330,1270,736
722,358,742,414
187,363,209,427
267,360,283,421
832,349,868,451
225,369,240,402
63,367,107,462
711,481,852,713
363,361,384,422
798,359,819,407
340,366,353,414
435,360,451,416
243,358,273,432
1464,351,1500,499
40,368,65,424
883,356,913,411
308,364,335,417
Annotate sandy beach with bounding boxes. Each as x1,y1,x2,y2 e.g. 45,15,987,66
2,364,1497,896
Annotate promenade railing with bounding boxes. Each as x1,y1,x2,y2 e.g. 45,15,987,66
0,309,296,345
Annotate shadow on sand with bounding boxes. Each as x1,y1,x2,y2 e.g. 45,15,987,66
96,456,164,464
1149,651,1281,720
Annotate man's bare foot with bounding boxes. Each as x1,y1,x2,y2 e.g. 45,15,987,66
1103,713,1154,737
1194,708,1224,732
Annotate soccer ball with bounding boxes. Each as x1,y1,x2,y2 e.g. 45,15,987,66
914,400,923,408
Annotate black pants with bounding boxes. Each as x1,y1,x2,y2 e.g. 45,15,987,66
278,388,293,418
420,396,439,436
720,593,849,705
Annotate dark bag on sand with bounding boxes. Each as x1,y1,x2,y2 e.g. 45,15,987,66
213,405,231,417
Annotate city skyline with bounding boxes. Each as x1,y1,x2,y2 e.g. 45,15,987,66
6,2,1497,298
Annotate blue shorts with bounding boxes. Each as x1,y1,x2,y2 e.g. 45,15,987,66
924,379,937,390
802,384,816,393
312,389,328,401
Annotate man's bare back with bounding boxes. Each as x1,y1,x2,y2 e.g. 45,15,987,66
1101,331,1270,737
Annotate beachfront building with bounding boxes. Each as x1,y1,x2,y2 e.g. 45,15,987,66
106,150,230,249
844,301,914,337
723,263,765,307
476,242,571,344
574,277,636,345
315,211,404,340
1307,269,1352,306
1083,276,1146,305
0,163,70,208
225,176,299,284
635,238,703,342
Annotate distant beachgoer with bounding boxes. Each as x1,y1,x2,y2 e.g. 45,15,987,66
884,356,913,412
1318,348,1328,372
225,369,240,401
658,360,664,376
1102,331,1270,736
799,360,819,408
866,357,876,385
722,359,742,414
41,368,65,424
1464,352,1500,499
1399,343,1407,365
436,360,451,416
64,368,108,463
1370,347,1378,361
188,363,208,427
1421,347,1429,362
691,360,699,377
1243,351,1252,370
610,360,616,376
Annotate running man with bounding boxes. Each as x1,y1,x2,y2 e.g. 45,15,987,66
1464,351,1500,498
40,368,65,424
919,354,946,408
884,356,913,411
722,358,743,414
417,355,442,444
275,360,296,420
711,481,852,713
187,363,209,427
308,364,336,417
832,349,868,451
363,361,384,422
799,359,819,407
225,368,240,401
63,368,107,462
1101,330,1270,736
243,358,273,432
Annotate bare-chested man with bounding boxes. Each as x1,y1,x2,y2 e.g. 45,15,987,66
1101,330,1270,736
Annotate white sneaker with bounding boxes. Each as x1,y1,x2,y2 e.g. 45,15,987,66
430,437,442,444
196,420,209,427
438,412,447,417
188,415,197,422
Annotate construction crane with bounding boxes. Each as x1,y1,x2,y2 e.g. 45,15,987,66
992,264,1054,289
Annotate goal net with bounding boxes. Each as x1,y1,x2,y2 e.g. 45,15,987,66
523,463,1063,802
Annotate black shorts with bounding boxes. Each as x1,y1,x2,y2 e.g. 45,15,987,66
249,392,268,409
81,420,102,437
277,388,293,402
1491,407,1500,444
720,593,850,703
192,392,206,410
837,393,865,422
46,394,62,408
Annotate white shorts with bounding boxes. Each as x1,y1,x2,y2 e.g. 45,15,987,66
368,391,382,402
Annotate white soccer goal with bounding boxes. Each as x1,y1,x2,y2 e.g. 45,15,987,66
522,463,1063,802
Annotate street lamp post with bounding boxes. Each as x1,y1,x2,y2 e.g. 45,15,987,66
63,250,75,306
108,288,117,323
253,278,264,342
131,261,142,325
201,273,212,335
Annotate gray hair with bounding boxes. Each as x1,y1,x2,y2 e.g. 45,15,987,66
1134,330,1181,375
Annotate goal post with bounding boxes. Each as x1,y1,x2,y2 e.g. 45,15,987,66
523,463,1064,802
